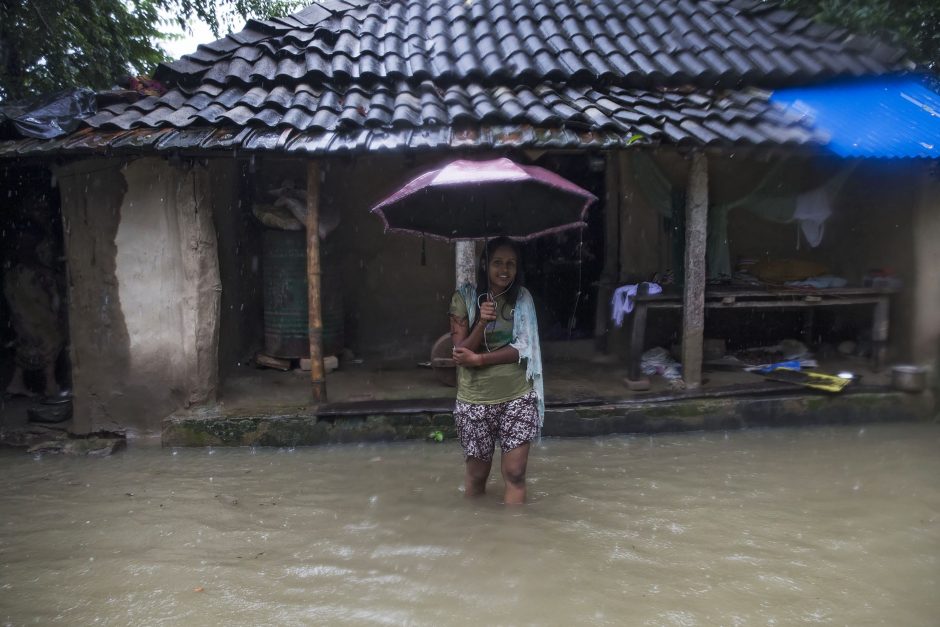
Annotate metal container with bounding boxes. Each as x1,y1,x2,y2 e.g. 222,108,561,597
262,229,309,358
891,365,927,393
262,229,344,359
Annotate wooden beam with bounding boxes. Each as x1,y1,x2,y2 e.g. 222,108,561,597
306,161,326,402
681,152,708,388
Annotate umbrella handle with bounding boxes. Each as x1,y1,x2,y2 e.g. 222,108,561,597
477,293,497,332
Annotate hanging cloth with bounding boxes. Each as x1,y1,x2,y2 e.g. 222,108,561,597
793,186,832,248
610,282,663,327
708,163,859,277
630,152,674,219
624,155,858,279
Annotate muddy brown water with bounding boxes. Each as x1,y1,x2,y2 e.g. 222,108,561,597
1,423,938,625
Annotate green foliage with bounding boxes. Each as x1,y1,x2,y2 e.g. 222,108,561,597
0,0,305,102
166,0,305,37
779,0,940,68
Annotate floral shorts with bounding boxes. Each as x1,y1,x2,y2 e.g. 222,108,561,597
454,390,539,462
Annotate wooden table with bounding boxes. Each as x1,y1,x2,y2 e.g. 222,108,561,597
625,286,894,380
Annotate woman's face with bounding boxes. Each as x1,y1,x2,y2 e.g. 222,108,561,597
487,245,517,293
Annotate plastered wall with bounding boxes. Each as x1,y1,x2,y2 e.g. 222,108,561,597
57,158,220,434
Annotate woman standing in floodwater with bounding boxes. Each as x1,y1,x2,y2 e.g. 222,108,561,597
449,237,544,504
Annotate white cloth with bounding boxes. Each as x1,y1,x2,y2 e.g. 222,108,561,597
793,186,832,248
611,282,663,327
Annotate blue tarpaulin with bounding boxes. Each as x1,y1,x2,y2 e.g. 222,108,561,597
771,76,940,159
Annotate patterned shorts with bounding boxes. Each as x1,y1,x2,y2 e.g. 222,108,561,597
454,390,539,462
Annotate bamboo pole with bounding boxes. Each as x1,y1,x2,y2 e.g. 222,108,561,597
306,161,326,401
681,152,708,389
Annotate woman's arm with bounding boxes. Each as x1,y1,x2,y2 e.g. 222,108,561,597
451,306,520,367
454,344,519,367
450,314,483,352
450,299,496,352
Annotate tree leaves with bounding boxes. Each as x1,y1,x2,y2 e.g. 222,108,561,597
781,0,939,69
0,0,304,102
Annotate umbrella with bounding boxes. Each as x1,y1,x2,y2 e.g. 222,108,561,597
370,157,597,242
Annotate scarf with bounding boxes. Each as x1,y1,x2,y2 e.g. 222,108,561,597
457,283,545,425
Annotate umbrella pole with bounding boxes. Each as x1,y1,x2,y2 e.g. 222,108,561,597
482,202,489,298
306,161,327,402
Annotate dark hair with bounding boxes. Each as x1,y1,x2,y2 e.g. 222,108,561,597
476,236,524,306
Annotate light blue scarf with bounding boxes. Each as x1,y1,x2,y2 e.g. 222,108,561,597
458,283,545,425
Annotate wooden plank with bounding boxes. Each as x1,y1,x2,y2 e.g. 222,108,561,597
645,297,887,310
681,152,708,388
637,287,896,301
306,161,326,402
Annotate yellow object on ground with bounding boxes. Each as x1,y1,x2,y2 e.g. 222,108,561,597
763,368,851,393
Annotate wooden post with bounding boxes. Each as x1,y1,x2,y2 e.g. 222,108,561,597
626,283,651,386
455,240,476,288
595,151,620,353
306,161,326,402
871,296,889,371
681,152,708,389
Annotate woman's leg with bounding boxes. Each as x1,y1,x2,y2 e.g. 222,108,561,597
465,457,492,497
500,442,530,505
455,399,496,497
495,391,539,505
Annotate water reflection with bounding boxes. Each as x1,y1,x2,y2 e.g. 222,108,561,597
0,423,938,624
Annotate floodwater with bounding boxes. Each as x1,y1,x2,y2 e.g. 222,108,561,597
1,424,938,626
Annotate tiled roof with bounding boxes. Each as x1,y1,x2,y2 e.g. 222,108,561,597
0,85,825,156
0,0,910,156
157,0,907,90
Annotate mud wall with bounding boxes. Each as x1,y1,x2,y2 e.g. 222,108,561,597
615,149,686,284
911,165,940,371
322,154,463,363
57,158,220,434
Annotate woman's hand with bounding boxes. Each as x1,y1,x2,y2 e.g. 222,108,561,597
452,347,482,368
479,299,497,323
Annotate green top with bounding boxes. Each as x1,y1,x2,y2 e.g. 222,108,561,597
449,291,532,405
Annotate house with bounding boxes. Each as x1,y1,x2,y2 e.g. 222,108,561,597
1,0,937,439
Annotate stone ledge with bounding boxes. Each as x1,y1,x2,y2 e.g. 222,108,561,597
162,390,936,448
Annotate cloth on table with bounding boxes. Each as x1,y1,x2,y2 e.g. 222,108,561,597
785,275,848,288
611,282,663,327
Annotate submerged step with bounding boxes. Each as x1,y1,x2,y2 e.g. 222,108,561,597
161,391,935,447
